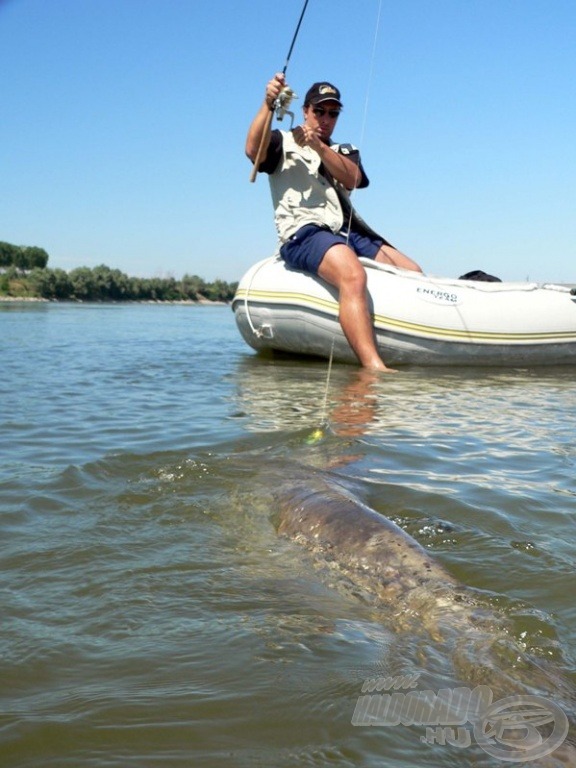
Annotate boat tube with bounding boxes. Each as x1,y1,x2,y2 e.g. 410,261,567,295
232,256,576,366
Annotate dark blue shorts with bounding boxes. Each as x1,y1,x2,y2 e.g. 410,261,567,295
280,225,384,275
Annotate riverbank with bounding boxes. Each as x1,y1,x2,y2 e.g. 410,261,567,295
0,295,49,303
0,263,238,303
0,295,228,305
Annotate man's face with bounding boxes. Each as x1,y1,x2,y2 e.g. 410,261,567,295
304,100,341,141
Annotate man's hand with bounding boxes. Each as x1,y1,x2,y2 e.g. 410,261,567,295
265,73,286,109
246,73,288,168
292,125,363,189
292,124,323,152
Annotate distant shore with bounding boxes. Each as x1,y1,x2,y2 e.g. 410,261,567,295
0,295,229,305
0,295,49,303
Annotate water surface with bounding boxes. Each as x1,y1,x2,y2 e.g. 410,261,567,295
1,303,575,767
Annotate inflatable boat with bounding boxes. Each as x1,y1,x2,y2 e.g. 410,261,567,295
232,256,576,366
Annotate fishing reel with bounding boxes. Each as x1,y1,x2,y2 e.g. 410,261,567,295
274,86,297,127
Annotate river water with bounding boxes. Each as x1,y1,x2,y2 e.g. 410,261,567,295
1,302,575,767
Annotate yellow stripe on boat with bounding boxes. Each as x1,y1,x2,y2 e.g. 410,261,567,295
233,257,576,365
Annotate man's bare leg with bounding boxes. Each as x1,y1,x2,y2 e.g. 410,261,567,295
376,244,423,273
318,244,397,372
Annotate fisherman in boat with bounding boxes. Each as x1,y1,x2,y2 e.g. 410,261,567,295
246,73,423,372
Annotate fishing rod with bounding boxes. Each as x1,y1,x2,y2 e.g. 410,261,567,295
249,0,310,182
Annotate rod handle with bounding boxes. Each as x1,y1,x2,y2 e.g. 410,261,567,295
249,109,274,183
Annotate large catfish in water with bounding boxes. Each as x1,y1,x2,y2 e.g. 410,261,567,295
273,468,576,767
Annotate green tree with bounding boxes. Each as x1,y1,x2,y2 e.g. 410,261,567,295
0,242,49,270
127,276,148,300
69,267,96,300
0,266,19,294
92,265,116,300
0,241,19,268
13,248,28,270
23,246,49,269
181,274,206,300
202,279,238,302
28,268,71,299
1,242,238,303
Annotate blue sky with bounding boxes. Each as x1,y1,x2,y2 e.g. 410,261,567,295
1,0,575,283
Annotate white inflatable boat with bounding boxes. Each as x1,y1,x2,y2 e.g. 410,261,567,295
232,256,576,366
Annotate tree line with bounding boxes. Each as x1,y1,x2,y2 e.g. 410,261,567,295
0,241,49,270
0,241,238,302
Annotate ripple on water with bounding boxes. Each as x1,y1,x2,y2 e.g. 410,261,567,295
2,309,576,767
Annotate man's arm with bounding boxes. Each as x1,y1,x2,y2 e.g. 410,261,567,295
316,142,367,190
245,73,285,163
292,125,366,190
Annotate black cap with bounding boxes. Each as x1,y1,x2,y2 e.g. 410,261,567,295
304,82,343,107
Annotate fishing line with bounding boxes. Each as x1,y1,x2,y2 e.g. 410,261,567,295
320,337,335,427
306,337,335,444
343,0,384,238
309,0,384,441
357,0,384,153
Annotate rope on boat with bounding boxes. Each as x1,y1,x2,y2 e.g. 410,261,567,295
243,257,279,338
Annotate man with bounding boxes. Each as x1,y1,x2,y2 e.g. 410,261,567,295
246,73,422,372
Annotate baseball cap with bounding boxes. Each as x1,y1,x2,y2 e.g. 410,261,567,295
304,82,343,107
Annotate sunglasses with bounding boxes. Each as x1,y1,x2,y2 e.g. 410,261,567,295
312,107,341,119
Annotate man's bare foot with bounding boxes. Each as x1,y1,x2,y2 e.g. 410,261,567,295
362,360,398,373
